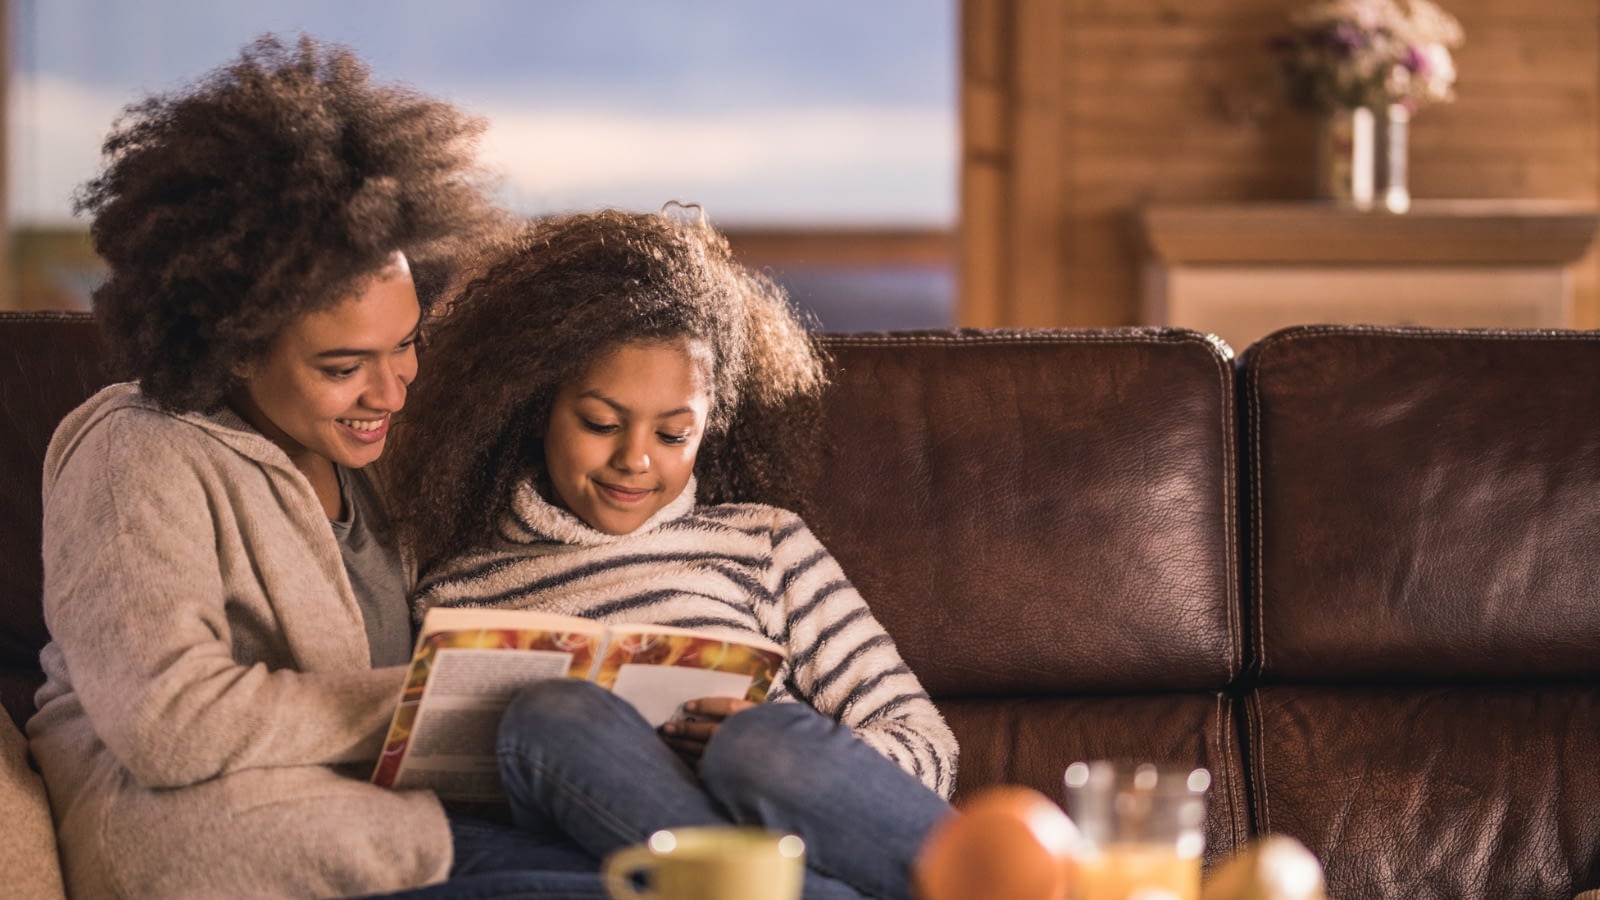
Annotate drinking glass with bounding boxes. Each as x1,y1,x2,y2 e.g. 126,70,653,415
1062,760,1210,900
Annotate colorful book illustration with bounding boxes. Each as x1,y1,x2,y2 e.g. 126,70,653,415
372,606,787,802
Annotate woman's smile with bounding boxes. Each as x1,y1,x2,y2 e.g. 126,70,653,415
338,414,391,443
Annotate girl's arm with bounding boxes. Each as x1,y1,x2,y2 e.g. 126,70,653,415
762,511,959,799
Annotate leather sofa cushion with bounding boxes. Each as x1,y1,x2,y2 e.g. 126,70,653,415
1243,326,1600,682
943,692,1250,867
812,330,1240,696
1248,684,1600,898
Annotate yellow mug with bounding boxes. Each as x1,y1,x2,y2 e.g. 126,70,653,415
602,826,806,900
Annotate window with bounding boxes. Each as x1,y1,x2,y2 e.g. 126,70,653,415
7,0,957,329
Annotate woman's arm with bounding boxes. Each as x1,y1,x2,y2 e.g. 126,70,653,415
40,411,404,789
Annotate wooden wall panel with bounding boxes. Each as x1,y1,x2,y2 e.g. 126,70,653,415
960,0,1600,330
0,0,9,307
959,0,1010,326
1009,0,1071,327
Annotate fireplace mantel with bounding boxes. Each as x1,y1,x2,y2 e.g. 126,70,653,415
1139,200,1600,353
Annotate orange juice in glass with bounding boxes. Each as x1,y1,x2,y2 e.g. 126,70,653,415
1063,761,1210,900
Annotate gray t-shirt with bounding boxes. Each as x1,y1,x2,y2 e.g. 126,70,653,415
329,466,414,668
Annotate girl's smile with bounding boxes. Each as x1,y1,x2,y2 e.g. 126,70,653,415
595,480,656,502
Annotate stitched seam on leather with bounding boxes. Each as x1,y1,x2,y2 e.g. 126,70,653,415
1216,692,1241,848
1251,344,1266,675
1212,336,1239,683
818,329,1214,349
1249,691,1270,833
1252,324,1600,344
0,311,95,325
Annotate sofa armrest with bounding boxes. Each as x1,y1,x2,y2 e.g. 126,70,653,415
1,713,65,899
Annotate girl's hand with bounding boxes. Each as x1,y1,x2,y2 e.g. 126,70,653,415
659,697,755,765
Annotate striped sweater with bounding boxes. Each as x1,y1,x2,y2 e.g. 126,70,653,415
413,477,958,798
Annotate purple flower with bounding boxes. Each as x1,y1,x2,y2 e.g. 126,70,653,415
1402,45,1428,74
1331,22,1367,53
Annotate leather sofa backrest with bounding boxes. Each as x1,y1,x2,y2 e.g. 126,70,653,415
1243,325,1600,682
12,312,1597,893
812,330,1247,862
0,312,108,731
1241,325,1600,898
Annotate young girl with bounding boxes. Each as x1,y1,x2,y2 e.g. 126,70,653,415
386,208,958,900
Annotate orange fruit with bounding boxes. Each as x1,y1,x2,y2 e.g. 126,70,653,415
914,785,1080,900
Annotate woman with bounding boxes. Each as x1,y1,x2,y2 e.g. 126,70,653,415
27,35,511,898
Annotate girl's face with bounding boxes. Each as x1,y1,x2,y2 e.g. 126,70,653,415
232,254,421,473
543,338,712,535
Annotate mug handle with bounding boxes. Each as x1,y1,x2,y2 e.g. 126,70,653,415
602,845,658,900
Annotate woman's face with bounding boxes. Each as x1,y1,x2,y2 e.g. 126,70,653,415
543,338,712,535
233,254,421,472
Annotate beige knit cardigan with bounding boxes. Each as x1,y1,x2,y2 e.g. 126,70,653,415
28,383,450,899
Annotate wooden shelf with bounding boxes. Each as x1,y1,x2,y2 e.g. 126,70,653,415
1139,201,1600,352
1141,200,1600,266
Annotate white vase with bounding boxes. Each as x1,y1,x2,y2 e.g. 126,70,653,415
1315,107,1375,210
1378,103,1411,214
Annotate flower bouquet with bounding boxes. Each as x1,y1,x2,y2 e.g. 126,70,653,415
1269,0,1464,115
1269,0,1463,210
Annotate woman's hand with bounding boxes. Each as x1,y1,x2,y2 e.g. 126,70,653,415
659,697,756,766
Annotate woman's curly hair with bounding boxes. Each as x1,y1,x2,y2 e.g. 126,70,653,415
387,208,827,572
74,33,508,411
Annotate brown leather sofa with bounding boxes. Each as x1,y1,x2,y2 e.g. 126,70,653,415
2,311,1597,899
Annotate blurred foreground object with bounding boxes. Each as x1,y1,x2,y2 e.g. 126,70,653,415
1200,835,1327,900
914,785,1079,900
1064,761,1210,900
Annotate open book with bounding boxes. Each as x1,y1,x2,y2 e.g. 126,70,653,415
371,606,787,802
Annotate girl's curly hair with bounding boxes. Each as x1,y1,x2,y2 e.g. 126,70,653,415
387,208,827,572
74,33,508,411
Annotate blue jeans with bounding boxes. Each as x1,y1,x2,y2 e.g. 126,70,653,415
350,812,608,899
498,680,951,900
352,868,607,900
361,681,951,900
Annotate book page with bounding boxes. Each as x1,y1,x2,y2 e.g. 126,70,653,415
596,627,787,727
611,664,758,728
371,623,602,799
